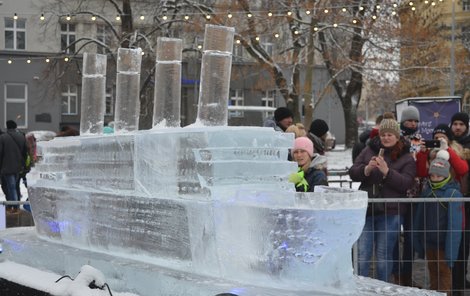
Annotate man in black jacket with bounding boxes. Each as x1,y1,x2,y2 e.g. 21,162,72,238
0,120,27,212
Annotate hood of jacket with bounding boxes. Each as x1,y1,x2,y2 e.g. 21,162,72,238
309,153,327,170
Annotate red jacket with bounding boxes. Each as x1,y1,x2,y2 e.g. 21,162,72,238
416,147,468,183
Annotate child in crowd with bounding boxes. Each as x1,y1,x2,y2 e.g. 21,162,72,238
414,149,464,295
288,137,328,192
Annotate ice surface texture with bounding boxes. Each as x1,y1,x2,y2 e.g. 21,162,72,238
29,127,368,294
115,48,142,133
153,38,182,128
80,53,107,135
196,25,235,126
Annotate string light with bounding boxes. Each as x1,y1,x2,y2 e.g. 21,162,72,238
359,6,364,11
197,44,202,49
431,2,436,5
268,11,272,17
255,36,260,41
184,15,189,20
141,51,145,55
333,23,338,27
287,11,292,16
64,57,69,62
8,59,12,64
13,13,18,20
376,5,381,9
116,15,121,21
409,2,414,6
139,15,145,20
324,9,329,14
45,58,50,63
162,15,168,20
294,30,299,34
425,0,429,3
26,59,31,64
205,14,211,20
342,7,347,12
313,27,319,31
66,14,71,21
305,10,311,15
91,15,96,21
274,33,279,38
40,13,45,21
227,12,232,19
236,39,241,44
412,6,416,10
372,15,377,19
247,13,252,18
352,19,357,24
392,11,397,16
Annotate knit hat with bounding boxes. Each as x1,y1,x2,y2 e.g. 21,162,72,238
274,107,293,122
379,112,400,138
429,150,450,178
451,112,469,131
432,123,453,141
400,105,420,123
6,120,17,129
309,119,329,138
292,137,314,158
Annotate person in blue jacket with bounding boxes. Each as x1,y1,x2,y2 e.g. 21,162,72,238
414,149,463,295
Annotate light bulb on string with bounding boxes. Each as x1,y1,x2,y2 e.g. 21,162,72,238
287,11,292,16
236,39,241,44
8,59,12,64
372,15,377,19
64,57,69,62
139,15,145,20
91,15,96,21
274,33,279,38
205,14,211,20
197,44,202,49
116,15,121,21
184,15,189,20
305,10,311,15
412,6,416,10
247,13,252,18
162,15,168,20
45,58,50,63
227,12,232,19
13,13,18,20
66,14,71,21
376,5,381,9
324,9,329,14
359,6,364,11
40,13,45,21
409,2,414,6
333,23,338,27
392,11,397,16
352,19,357,24
425,0,429,3
294,30,299,34
141,51,145,56
268,11,272,17
27,59,31,64
431,2,436,5
313,27,319,31
255,36,260,41
342,7,347,12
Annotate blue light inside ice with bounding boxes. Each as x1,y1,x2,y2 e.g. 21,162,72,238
3,239,24,252
46,220,81,235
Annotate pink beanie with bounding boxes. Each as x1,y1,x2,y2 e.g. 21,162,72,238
292,137,314,158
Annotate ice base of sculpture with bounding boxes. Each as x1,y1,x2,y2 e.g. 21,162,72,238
0,127,443,295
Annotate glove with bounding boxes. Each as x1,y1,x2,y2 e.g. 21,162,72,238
288,171,303,184
439,138,448,150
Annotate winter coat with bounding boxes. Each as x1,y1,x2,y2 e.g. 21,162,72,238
263,117,283,132
413,179,463,267
0,129,27,175
293,156,328,192
349,137,417,216
416,146,468,183
307,132,326,156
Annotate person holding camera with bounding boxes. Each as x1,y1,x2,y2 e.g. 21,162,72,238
349,112,416,282
416,124,468,185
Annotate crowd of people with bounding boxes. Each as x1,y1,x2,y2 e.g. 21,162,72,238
266,106,470,295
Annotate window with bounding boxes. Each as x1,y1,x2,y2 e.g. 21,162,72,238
261,90,276,117
4,18,26,50
61,85,78,115
233,43,243,57
96,25,108,54
61,23,76,53
463,0,470,11
229,89,244,118
463,26,470,51
261,42,273,56
105,89,114,115
4,83,28,128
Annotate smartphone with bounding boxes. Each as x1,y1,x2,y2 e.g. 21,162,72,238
424,140,440,148
378,148,384,157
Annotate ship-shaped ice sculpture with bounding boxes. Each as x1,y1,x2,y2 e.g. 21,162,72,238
0,25,441,296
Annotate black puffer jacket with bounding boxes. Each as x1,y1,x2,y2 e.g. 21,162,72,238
0,129,27,175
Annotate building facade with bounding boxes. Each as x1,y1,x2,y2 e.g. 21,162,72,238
0,0,345,143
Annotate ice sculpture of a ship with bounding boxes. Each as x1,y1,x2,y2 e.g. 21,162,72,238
0,25,441,296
